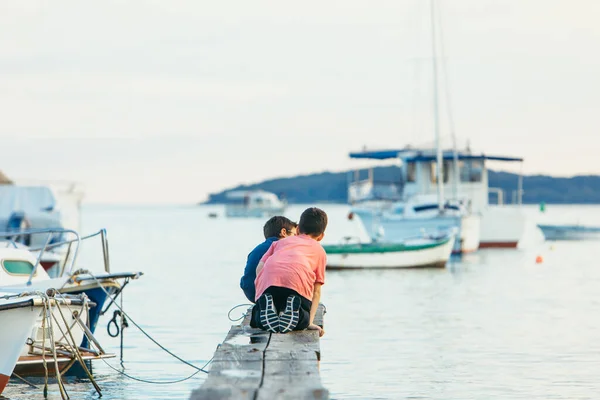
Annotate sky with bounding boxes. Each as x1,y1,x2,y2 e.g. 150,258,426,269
0,1,598,204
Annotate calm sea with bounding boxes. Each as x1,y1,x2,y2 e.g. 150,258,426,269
4,204,600,400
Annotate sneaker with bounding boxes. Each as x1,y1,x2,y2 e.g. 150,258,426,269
258,293,279,333
279,295,300,334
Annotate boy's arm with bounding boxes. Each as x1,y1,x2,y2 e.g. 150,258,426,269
309,283,322,325
256,241,276,277
256,261,265,276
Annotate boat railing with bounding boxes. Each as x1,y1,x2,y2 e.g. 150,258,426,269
488,187,504,205
0,227,111,281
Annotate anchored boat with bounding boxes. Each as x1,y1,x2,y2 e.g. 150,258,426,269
224,190,286,218
0,228,141,377
349,149,528,251
0,291,102,394
0,295,47,395
537,224,600,241
323,230,456,269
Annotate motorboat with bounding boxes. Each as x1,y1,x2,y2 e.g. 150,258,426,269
537,224,600,241
0,228,141,376
349,148,528,250
225,190,286,218
0,294,47,395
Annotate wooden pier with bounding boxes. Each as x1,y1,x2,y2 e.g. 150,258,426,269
190,304,328,400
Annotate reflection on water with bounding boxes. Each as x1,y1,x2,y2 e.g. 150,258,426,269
3,204,600,399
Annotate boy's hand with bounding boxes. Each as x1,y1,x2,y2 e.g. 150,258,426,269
308,324,325,337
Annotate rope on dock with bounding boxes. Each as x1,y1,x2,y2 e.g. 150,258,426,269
227,303,253,322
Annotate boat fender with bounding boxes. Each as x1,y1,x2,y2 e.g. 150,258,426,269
107,310,129,337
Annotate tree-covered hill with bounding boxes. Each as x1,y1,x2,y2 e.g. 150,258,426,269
203,167,600,204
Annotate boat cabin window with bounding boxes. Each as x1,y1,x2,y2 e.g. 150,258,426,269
406,162,416,183
2,260,36,276
429,162,449,183
459,160,483,183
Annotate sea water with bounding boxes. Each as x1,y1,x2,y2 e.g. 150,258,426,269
4,204,600,399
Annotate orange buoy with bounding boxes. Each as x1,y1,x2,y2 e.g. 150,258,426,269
535,255,543,264
347,212,354,220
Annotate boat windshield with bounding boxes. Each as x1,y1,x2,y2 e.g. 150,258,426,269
459,160,483,183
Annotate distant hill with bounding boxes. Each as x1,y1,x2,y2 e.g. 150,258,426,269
203,167,600,204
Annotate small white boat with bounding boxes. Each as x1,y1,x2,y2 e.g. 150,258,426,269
323,231,456,269
0,295,44,395
0,228,141,377
225,190,286,218
537,224,600,241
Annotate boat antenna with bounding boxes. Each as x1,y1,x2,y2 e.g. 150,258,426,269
431,0,444,213
436,0,461,202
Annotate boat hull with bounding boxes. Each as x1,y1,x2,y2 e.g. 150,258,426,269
352,208,480,254
537,224,600,241
479,207,527,248
325,236,455,269
225,207,286,218
0,299,42,395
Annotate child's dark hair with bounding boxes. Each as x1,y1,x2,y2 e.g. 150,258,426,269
263,216,297,239
298,207,328,236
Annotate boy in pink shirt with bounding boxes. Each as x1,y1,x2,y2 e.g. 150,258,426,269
251,207,327,336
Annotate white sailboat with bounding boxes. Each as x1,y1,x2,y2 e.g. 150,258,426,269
349,0,481,254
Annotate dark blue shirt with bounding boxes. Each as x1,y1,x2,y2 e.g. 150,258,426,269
240,237,278,303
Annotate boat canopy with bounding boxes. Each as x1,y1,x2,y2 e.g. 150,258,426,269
0,186,57,217
349,149,523,162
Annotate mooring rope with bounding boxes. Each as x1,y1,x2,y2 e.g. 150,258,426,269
69,270,211,374
227,303,253,322
99,355,214,385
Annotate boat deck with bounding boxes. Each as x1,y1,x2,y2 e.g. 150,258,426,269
14,352,115,377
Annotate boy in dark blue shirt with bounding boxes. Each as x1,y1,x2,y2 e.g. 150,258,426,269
240,216,297,302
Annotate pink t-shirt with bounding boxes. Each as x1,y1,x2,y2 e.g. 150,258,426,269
254,234,326,302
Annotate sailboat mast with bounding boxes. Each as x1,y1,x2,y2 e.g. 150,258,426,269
431,0,444,212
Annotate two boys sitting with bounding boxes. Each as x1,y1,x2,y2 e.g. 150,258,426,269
239,207,327,336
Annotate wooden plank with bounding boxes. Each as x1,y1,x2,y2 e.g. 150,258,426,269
190,303,328,400
257,358,328,400
256,304,328,399
190,321,269,400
